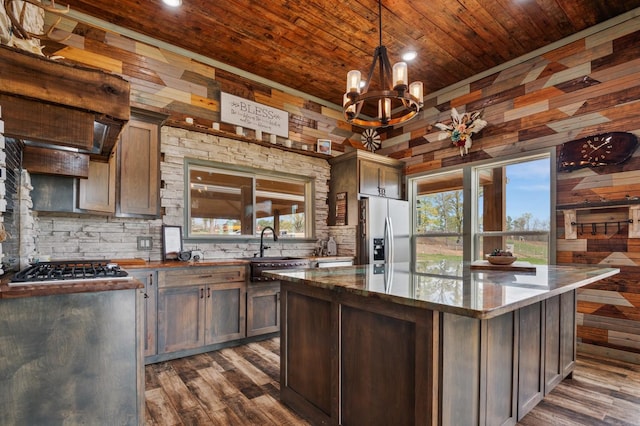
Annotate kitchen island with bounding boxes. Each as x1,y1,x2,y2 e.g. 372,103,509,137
266,261,619,426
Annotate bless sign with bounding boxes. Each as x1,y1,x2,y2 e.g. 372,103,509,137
220,92,289,138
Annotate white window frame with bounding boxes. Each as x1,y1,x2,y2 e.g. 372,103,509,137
409,149,556,264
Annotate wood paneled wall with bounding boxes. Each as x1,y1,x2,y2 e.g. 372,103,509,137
46,14,640,361
376,16,640,362
45,25,353,153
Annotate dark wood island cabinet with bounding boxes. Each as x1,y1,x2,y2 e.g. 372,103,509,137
267,262,619,426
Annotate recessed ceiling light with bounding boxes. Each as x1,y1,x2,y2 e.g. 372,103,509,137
402,51,417,61
162,0,182,7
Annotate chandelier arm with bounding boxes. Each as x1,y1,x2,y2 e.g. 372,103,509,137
379,46,394,90
362,47,381,95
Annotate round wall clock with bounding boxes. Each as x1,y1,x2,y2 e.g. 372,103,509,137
558,132,638,172
362,129,381,152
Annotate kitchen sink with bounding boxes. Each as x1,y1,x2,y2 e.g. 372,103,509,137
243,257,312,281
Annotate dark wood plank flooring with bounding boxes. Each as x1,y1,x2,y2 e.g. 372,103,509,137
145,338,640,425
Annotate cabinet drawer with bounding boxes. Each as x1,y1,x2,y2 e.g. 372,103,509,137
159,266,246,288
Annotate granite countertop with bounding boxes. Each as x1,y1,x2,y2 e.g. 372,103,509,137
0,277,144,299
120,258,249,269
264,261,620,319
119,256,353,269
0,256,355,298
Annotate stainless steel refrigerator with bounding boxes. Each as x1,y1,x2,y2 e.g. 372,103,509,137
358,196,410,265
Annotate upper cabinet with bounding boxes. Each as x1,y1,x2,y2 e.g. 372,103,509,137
117,118,161,216
78,151,116,212
359,159,402,199
328,150,405,226
78,109,165,217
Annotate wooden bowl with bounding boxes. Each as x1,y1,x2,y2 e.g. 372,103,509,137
487,255,517,265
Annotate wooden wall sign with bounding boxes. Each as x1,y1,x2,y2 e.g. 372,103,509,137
220,92,289,137
335,192,347,225
557,132,638,172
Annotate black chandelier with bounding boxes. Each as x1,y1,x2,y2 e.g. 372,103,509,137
343,0,423,128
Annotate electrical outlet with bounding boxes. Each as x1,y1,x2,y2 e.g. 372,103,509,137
137,236,153,250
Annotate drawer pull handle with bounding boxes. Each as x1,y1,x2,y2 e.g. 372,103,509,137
199,275,213,279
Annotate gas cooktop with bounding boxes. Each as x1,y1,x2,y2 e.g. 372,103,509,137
10,260,131,286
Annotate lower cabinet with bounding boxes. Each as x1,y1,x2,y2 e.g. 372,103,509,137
129,269,158,357
438,291,578,424
156,266,246,354
247,281,280,337
517,290,577,420
544,290,576,393
517,302,545,418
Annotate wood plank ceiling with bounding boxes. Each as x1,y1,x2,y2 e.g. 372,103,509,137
57,0,640,108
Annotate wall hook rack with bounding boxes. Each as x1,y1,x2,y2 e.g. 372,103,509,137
561,205,640,239
571,219,633,235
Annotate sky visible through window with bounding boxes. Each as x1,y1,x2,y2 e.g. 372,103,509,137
505,158,550,225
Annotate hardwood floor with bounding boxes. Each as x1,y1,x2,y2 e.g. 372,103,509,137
145,338,640,425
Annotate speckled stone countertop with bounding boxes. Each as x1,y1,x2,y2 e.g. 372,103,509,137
0,256,354,298
119,256,353,269
0,276,144,299
0,259,244,298
264,261,620,319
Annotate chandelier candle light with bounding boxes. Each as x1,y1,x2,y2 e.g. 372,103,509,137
343,0,423,128
435,107,487,156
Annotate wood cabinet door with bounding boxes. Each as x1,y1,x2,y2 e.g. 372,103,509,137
560,290,577,377
157,285,205,353
517,302,545,420
247,282,280,337
118,119,159,216
204,281,246,344
544,291,577,395
359,160,402,199
78,152,116,212
130,270,158,357
544,295,562,393
380,165,402,199
359,160,381,196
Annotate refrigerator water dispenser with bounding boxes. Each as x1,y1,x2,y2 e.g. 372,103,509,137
373,237,385,261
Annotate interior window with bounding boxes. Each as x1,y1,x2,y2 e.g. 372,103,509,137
255,178,306,238
187,162,312,239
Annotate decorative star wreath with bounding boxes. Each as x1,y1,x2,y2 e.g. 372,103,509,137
435,108,487,156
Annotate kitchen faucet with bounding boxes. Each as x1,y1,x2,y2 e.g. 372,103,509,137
259,226,278,257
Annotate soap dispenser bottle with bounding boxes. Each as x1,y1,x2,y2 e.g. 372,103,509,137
327,236,337,256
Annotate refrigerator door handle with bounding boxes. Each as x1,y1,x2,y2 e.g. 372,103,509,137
385,216,394,264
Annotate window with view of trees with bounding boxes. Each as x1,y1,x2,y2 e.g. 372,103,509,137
414,170,465,263
186,161,313,239
411,153,552,264
475,156,550,264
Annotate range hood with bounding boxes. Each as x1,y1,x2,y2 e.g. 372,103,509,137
0,45,130,159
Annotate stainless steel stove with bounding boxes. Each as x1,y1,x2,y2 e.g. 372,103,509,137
10,260,131,286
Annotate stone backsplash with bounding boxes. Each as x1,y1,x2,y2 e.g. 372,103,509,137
30,126,331,263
